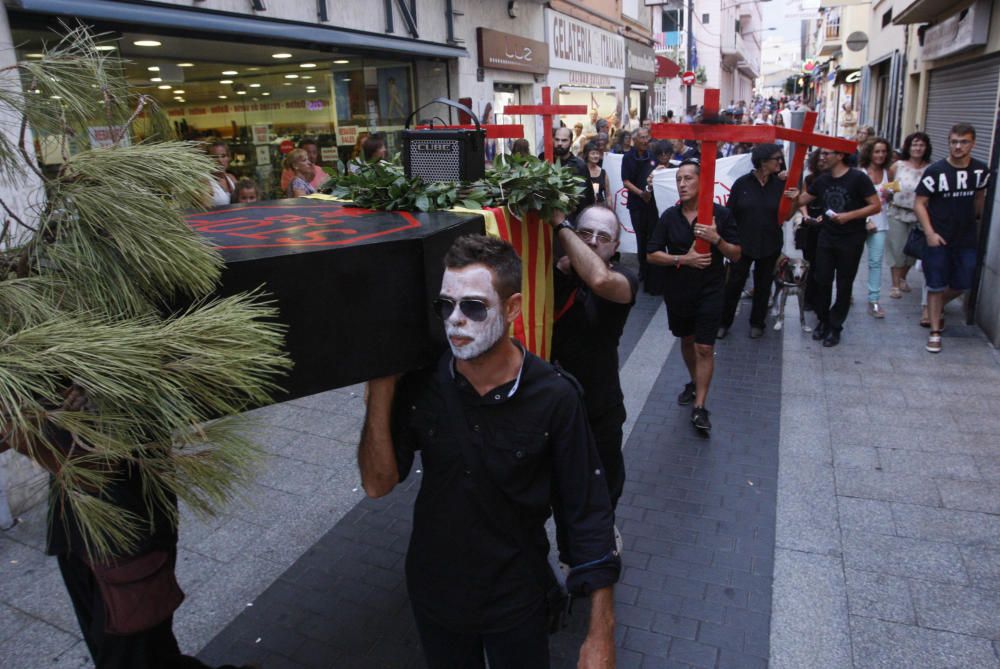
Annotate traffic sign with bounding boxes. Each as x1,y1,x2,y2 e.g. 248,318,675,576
681,71,696,86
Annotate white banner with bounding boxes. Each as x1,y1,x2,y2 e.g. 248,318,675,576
603,152,752,254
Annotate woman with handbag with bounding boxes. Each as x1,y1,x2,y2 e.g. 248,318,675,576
860,138,893,318
885,133,931,303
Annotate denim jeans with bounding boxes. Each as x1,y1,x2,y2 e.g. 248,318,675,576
866,230,886,303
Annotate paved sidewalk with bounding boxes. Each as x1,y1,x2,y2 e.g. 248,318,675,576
3,250,1000,669
771,256,1000,668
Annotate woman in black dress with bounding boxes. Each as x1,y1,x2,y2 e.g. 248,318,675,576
582,140,612,208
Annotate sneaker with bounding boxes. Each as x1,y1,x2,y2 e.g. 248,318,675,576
750,326,764,338
823,330,841,347
868,302,885,319
677,382,696,406
926,330,942,353
691,406,712,432
812,321,829,341
716,326,729,339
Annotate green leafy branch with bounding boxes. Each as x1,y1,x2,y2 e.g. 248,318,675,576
324,154,585,221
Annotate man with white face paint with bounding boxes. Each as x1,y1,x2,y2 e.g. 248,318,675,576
359,235,620,669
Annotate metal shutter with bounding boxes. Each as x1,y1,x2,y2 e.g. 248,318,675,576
925,57,1000,164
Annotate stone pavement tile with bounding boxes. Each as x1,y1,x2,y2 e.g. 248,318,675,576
51,640,94,668
891,502,1000,547
841,530,968,585
0,542,80,636
877,447,982,479
974,455,1000,481
962,545,1000,590
909,580,1000,638
937,479,1000,514
834,468,942,506
770,548,852,669
774,457,840,556
831,442,880,470
3,615,80,667
837,496,895,535
0,601,31,645
844,568,916,624
849,616,999,669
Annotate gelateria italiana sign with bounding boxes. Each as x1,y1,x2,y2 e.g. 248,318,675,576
546,9,625,79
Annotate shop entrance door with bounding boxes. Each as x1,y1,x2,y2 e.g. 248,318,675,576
495,84,533,156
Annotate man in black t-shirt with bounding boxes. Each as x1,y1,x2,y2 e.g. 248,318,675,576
621,127,657,285
789,148,880,347
914,122,991,353
539,126,587,177
551,206,639,508
647,161,742,433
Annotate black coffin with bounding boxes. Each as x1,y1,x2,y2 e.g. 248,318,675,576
187,199,485,400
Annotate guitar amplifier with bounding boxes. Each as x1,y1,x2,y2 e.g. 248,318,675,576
402,98,486,183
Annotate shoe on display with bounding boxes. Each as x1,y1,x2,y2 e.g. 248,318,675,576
691,406,712,432
677,382,696,406
750,326,764,338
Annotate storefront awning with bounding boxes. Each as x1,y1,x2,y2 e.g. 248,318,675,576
9,0,468,60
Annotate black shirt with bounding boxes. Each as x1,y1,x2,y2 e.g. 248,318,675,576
391,346,620,633
552,265,639,417
539,151,587,178
807,168,877,240
648,203,741,285
621,147,656,211
915,157,991,248
726,171,786,259
581,168,609,207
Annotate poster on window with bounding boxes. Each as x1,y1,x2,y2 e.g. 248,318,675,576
377,67,411,123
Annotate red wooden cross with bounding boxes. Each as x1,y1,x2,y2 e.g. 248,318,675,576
414,123,525,140
503,86,588,163
650,89,855,253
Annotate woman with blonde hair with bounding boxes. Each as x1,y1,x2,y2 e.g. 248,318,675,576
284,148,317,198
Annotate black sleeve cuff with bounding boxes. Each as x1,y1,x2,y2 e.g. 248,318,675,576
565,552,622,597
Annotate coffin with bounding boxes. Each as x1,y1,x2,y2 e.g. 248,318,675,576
187,198,485,400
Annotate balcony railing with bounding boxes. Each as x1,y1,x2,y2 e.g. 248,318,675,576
825,24,841,39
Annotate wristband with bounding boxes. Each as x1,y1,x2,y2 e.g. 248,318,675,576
674,255,682,269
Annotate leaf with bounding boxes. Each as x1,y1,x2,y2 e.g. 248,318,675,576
461,199,482,210
414,195,431,211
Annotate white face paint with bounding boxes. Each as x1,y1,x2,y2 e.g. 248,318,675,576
439,265,509,360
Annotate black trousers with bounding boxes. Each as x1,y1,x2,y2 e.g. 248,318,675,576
801,224,822,310
413,602,549,669
591,402,627,508
57,553,226,669
813,237,866,332
721,252,780,329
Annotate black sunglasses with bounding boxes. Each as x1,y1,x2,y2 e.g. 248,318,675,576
432,297,489,322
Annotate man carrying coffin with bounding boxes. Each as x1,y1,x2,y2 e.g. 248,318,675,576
358,235,619,669
647,161,742,433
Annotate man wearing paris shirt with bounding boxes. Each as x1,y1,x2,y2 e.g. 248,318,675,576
789,149,881,347
915,123,991,353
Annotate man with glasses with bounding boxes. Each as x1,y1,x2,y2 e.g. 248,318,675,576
358,235,619,669
788,146,881,347
914,123,991,353
551,206,638,513
719,143,787,339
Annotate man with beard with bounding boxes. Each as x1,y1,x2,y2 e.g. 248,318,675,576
539,126,588,177
358,235,619,669
647,161,742,433
551,206,638,515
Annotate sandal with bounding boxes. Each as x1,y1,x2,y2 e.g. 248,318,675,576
900,280,912,293
926,330,942,353
890,287,902,299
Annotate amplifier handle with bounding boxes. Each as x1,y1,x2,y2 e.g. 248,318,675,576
405,97,481,130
